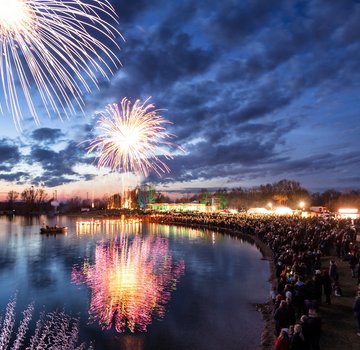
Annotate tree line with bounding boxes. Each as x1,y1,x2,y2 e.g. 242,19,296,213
0,179,359,214
2,186,49,214
138,179,360,212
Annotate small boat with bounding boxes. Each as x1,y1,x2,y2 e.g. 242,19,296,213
40,226,68,234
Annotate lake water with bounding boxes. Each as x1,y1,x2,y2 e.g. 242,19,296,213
0,215,270,349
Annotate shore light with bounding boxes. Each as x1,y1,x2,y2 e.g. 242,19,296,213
337,208,359,219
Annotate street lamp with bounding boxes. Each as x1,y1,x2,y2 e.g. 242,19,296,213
299,201,305,211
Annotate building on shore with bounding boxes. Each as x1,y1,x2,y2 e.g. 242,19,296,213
147,202,214,212
337,208,359,220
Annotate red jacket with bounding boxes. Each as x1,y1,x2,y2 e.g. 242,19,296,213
274,335,290,350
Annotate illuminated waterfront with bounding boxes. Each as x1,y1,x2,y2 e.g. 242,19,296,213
0,216,269,349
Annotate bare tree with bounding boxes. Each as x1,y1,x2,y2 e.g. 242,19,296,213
21,186,36,212
21,186,48,213
7,190,19,211
7,190,19,203
35,188,48,212
35,188,48,206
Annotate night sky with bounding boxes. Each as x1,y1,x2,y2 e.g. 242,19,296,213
0,0,359,199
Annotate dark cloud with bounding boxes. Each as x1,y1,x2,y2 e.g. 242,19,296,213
205,0,285,46
110,31,215,99
231,88,293,124
31,128,64,143
26,139,94,186
0,139,21,172
110,0,157,24
335,5,360,45
0,171,30,184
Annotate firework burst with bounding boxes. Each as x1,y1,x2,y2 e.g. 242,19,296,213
88,97,182,177
0,0,122,130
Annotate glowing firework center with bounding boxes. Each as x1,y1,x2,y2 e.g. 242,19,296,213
0,0,121,129
89,98,178,177
0,0,33,33
71,235,184,333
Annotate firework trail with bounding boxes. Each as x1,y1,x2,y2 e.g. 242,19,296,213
0,0,122,130
88,97,183,177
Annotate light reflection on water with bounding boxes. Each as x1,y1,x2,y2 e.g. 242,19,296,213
0,216,269,350
71,234,185,333
76,218,142,235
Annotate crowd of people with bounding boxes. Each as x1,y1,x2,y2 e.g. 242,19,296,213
148,212,360,349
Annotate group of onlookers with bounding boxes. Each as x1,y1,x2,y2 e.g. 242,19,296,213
273,308,322,350
148,212,360,349
271,259,337,350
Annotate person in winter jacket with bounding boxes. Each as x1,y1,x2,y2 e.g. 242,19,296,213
274,329,290,350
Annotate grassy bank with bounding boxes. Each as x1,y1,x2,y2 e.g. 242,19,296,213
257,252,360,350
318,256,359,350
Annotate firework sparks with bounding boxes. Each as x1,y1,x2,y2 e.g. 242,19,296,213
88,97,182,177
0,0,122,130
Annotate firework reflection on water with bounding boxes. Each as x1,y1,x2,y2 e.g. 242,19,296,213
71,234,185,333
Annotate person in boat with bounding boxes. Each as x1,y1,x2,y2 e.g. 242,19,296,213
42,222,49,229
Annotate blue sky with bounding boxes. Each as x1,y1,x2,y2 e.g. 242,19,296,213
0,0,359,199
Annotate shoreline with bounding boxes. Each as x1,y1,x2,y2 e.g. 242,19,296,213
146,219,277,350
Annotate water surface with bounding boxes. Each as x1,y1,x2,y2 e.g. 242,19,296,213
0,215,269,349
